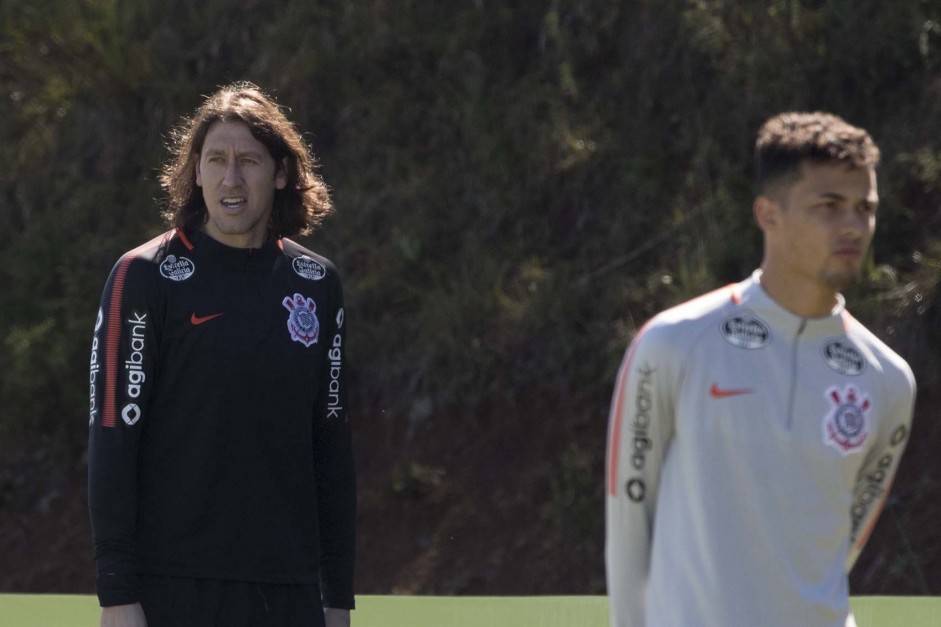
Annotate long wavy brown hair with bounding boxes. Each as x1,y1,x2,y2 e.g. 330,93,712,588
160,82,333,238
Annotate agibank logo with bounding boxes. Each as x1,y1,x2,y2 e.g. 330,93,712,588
122,311,148,426
89,308,104,425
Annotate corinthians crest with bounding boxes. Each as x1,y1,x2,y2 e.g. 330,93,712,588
283,293,320,347
822,384,871,455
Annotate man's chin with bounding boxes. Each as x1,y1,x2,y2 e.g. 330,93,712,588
823,268,863,292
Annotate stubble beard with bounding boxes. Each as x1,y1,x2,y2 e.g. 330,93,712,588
206,207,272,243
820,264,863,293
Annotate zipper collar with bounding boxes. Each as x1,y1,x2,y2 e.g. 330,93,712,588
185,229,281,270
736,270,848,339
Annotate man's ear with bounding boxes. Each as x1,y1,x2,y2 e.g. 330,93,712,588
195,159,202,187
275,158,288,190
753,195,779,233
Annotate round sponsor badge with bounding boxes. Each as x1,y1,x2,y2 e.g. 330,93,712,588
293,256,327,281
822,339,865,376
719,312,770,349
159,255,196,281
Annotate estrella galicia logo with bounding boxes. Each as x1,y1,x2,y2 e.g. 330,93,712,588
283,293,320,347
822,339,866,376
159,255,196,281
720,311,770,349
336,307,345,329
822,384,871,455
293,256,327,281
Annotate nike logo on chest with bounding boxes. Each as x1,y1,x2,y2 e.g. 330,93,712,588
190,312,224,326
709,383,753,398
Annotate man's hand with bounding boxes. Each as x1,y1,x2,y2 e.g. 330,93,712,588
324,607,351,627
100,603,148,627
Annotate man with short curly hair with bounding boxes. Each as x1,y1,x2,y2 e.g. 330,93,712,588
88,83,355,627
605,112,915,627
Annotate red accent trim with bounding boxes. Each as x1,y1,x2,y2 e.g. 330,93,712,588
277,239,284,251
99,235,165,427
607,283,736,497
855,475,895,550
677,284,739,310
102,257,133,428
841,310,853,333
606,322,652,497
177,229,194,250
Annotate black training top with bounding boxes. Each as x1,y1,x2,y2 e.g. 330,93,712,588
87,228,355,609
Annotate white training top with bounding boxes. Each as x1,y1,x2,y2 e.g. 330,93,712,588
605,271,916,627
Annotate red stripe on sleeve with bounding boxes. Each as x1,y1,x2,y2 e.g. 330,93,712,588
841,310,854,333
606,326,648,497
607,284,734,497
854,475,895,550
606,355,632,496
101,257,133,428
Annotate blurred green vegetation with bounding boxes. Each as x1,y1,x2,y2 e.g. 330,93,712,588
1,0,939,594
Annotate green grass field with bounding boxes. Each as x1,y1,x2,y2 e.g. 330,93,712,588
1,595,939,627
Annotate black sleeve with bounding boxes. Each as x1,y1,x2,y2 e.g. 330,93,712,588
312,273,356,610
87,255,160,607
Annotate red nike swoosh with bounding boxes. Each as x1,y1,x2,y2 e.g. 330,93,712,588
190,312,224,325
710,383,753,398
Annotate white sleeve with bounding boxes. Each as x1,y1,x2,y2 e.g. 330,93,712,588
605,323,676,627
845,365,916,571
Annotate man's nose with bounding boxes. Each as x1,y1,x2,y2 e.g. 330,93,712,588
841,208,870,239
223,161,243,186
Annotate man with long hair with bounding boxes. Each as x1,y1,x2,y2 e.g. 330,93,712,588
88,83,355,627
605,112,915,627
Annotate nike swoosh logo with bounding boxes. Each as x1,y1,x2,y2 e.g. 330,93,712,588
190,312,224,326
710,383,753,398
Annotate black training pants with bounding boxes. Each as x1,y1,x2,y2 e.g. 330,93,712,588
138,575,326,627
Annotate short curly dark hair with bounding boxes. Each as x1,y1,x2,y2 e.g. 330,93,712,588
755,112,880,195
160,82,333,238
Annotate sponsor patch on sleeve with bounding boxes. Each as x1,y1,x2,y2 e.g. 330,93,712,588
719,311,770,349
159,255,196,281
293,256,327,281
822,339,866,375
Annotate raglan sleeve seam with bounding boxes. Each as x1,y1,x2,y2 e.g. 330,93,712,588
606,317,678,627
314,268,356,610
87,254,161,607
